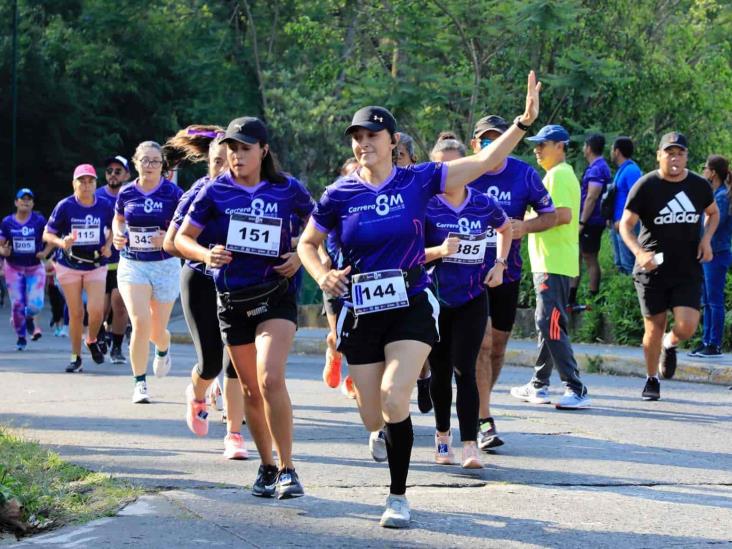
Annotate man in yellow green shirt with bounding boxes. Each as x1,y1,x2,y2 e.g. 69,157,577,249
510,124,591,409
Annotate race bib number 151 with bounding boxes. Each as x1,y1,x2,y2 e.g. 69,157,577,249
226,213,282,257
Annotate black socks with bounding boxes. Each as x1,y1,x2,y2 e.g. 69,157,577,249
384,416,414,496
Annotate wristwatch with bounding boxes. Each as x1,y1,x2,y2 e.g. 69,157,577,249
495,257,507,266
513,116,531,132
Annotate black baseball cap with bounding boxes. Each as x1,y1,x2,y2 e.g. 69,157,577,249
345,106,396,135
104,155,130,171
658,131,688,151
473,115,509,138
222,117,268,145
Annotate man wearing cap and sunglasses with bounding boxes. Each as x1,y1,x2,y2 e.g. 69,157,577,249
0,188,55,350
468,115,558,448
97,155,132,363
510,124,591,409
620,132,719,401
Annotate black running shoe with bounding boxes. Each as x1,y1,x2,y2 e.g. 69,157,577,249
26,317,35,336
110,346,126,364
417,377,433,413
687,342,705,357
697,344,722,358
659,346,677,379
642,377,660,401
478,417,504,451
16,337,27,351
98,339,108,356
251,464,278,498
86,341,105,364
66,356,83,373
275,467,305,500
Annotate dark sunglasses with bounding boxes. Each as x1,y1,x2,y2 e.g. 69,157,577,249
106,168,125,175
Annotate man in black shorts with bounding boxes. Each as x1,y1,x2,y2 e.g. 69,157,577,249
569,134,611,306
96,155,131,363
469,115,558,448
620,132,719,400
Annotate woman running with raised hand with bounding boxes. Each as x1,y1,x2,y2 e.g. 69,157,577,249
162,125,248,460
424,136,511,469
175,117,314,500
298,71,540,528
43,165,114,372
113,141,183,403
1,188,54,350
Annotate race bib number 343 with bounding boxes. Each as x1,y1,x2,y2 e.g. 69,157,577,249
352,269,409,315
444,231,489,264
128,226,160,252
226,214,282,257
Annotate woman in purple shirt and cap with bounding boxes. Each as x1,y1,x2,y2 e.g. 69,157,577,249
43,164,114,372
298,71,541,529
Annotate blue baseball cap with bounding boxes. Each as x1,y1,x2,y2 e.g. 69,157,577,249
16,188,34,199
526,124,570,144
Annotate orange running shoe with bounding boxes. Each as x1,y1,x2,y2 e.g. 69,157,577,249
341,375,356,399
323,348,342,388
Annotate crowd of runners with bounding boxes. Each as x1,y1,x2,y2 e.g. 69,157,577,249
2,71,730,528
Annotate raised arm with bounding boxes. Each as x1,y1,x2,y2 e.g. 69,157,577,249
444,72,541,191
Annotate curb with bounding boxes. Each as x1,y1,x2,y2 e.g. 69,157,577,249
170,330,732,386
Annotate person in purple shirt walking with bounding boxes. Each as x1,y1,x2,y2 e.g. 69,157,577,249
298,71,541,529
0,188,54,350
468,115,557,450
112,141,183,404
424,136,511,470
162,125,249,461
175,117,314,500
96,155,132,363
569,134,612,305
43,165,114,372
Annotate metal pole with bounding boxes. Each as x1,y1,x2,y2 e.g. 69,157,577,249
11,0,19,197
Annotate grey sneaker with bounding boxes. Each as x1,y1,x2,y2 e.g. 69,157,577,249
510,382,551,404
369,430,388,462
555,389,591,410
380,494,410,528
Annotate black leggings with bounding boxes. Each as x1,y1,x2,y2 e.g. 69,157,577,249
48,284,66,324
428,291,488,441
180,266,236,380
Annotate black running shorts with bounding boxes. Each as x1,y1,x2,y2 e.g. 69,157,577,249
217,291,298,346
487,280,520,332
633,270,702,317
336,289,440,365
580,224,604,254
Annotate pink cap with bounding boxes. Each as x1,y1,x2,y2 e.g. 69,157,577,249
73,164,97,180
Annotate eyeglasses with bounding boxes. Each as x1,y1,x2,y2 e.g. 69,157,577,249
106,168,124,175
139,158,163,168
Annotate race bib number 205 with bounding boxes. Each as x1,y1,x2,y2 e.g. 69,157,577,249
352,269,409,315
226,213,282,257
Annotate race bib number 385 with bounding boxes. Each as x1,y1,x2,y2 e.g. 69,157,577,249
352,269,409,315
443,231,489,264
226,214,282,257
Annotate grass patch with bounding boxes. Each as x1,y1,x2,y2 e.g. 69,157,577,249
0,427,142,537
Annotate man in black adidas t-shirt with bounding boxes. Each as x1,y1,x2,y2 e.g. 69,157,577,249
620,132,719,401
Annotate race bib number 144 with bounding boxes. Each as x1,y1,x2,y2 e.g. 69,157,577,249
352,269,409,315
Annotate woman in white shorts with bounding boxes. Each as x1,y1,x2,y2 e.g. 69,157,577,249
113,141,183,403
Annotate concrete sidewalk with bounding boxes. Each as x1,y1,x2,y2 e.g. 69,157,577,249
170,316,732,386
1,310,731,547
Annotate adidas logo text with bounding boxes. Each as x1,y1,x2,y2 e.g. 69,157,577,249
654,191,700,225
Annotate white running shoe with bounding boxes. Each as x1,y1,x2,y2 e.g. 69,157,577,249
153,350,171,378
369,430,388,462
222,432,249,460
380,494,410,528
132,380,150,404
556,389,591,410
510,382,551,404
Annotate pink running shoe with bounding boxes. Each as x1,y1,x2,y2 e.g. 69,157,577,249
185,384,209,437
223,432,249,460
